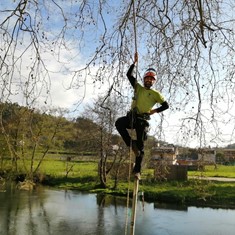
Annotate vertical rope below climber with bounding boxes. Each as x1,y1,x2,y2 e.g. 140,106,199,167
130,177,139,235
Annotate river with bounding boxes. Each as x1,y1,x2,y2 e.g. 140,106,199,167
0,184,235,235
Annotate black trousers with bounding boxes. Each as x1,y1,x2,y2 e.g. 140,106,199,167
115,115,149,153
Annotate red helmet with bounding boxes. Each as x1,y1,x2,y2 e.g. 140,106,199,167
143,68,157,80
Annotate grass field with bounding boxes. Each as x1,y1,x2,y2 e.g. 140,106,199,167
188,165,235,178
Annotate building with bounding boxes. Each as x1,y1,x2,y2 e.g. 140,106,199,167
198,148,216,164
150,145,179,166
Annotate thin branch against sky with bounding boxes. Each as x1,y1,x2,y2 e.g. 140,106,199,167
1,0,235,148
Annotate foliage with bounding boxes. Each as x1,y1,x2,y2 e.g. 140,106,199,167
63,117,101,152
0,102,77,179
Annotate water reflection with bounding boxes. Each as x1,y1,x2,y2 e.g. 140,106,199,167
0,183,235,235
154,202,188,211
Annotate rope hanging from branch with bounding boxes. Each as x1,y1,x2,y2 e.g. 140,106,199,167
124,1,140,235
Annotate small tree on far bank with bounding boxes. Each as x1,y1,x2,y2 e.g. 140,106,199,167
83,95,123,188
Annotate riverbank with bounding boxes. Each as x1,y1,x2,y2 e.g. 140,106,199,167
40,174,235,209
1,161,235,209
1,175,235,209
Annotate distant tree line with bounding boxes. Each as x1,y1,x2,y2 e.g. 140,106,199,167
0,102,121,156
0,102,114,181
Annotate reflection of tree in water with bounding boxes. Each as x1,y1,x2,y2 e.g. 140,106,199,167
0,186,131,235
0,177,5,191
97,196,105,235
154,202,188,212
39,200,52,235
97,194,127,208
96,194,130,234
1,187,89,234
0,184,51,235
0,183,15,235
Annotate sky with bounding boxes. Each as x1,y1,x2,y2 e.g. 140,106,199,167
1,0,235,149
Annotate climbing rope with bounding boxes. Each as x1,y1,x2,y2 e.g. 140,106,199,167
124,0,139,235
132,0,138,57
